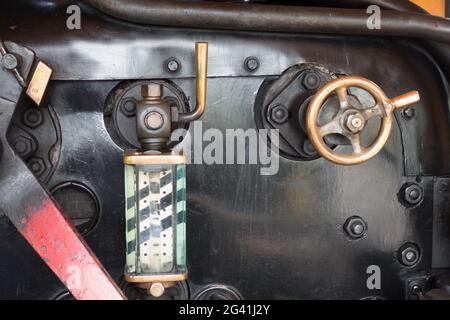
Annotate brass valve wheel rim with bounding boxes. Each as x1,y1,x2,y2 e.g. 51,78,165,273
306,76,393,166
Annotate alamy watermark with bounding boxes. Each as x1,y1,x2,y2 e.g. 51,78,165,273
171,121,280,176
366,265,381,290
367,5,381,30
66,5,81,30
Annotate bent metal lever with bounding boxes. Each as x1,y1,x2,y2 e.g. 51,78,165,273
306,76,420,166
0,40,125,300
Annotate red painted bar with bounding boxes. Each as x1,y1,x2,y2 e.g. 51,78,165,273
21,199,126,300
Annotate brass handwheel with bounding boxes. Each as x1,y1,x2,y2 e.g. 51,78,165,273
306,76,420,165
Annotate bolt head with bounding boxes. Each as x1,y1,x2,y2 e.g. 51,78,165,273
404,183,423,206
302,140,317,157
302,72,321,90
22,108,43,128
2,53,18,70
343,216,367,239
402,107,415,119
399,243,420,267
270,105,289,124
406,251,416,261
166,58,180,73
145,111,164,130
352,223,364,235
244,57,260,72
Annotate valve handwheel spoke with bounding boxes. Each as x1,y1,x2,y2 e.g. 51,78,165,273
362,104,384,120
348,134,365,155
318,116,345,137
306,76,420,165
336,87,350,109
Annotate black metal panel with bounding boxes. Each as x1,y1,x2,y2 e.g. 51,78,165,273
433,177,450,270
0,75,442,299
0,0,449,300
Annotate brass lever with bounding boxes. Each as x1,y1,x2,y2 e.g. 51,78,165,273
179,42,208,122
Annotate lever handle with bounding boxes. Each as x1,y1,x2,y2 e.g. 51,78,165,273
391,91,420,111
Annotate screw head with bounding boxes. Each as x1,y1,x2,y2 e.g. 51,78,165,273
22,108,43,128
1,53,18,70
302,72,321,90
398,243,421,267
270,105,289,124
404,183,424,206
402,107,415,120
145,111,164,130
165,58,180,73
244,57,260,72
343,216,367,239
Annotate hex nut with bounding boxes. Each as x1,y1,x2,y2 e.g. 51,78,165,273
343,216,367,239
11,135,34,158
403,183,424,206
270,105,289,124
142,83,162,99
244,57,260,72
22,108,43,128
27,157,46,177
398,243,421,267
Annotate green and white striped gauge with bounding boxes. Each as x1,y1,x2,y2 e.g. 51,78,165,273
123,152,187,285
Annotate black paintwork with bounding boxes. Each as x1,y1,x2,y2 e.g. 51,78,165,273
0,0,449,299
